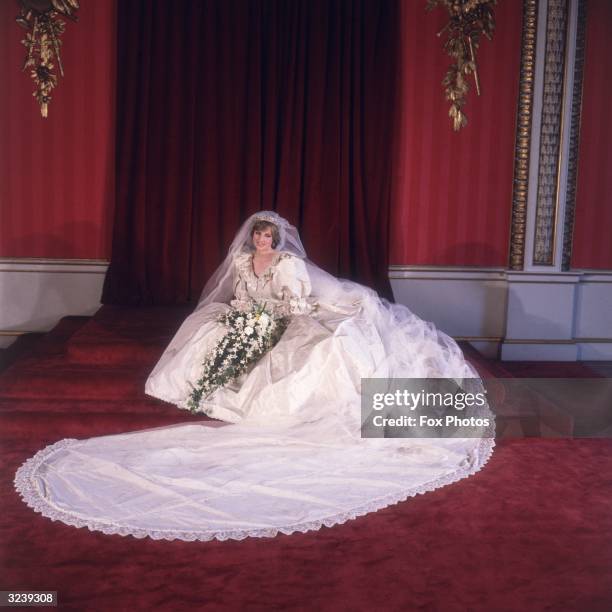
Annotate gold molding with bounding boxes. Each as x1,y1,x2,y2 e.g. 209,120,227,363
562,0,587,271
509,0,539,271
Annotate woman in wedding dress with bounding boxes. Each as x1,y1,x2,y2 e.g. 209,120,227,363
14,211,494,542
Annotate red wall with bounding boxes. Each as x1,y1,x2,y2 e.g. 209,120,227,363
0,0,116,260
571,0,612,270
2,1,604,270
390,0,523,267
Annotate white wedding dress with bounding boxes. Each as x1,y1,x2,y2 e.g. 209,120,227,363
14,212,494,542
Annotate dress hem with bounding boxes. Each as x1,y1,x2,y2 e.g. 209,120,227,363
13,435,495,543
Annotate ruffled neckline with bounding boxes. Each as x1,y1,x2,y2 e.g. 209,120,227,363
251,252,283,279
235,250,291,284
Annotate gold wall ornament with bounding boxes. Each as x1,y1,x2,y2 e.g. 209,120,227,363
426,0,497,131
15,0,80,118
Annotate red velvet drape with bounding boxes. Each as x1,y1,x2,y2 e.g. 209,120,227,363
102,0,399,305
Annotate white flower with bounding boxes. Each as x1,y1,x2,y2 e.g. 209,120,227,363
244,326,254,335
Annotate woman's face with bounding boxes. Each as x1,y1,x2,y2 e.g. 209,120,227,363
252,226,274,252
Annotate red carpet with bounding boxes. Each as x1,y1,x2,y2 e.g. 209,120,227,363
1,307,611,611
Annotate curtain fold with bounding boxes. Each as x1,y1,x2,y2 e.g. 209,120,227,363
102,0,399,305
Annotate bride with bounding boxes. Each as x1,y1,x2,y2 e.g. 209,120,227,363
14,211,494,542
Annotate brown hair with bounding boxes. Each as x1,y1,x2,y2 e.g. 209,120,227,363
251,220,280,249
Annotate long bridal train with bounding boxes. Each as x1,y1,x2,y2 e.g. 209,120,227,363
14,212,494,542
15,421,494,541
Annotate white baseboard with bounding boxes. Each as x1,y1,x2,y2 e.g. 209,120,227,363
1,261,610,362
0,258,108,346
389,266,612,361
389,266,507,340
501,341,578,361
577,342,612,360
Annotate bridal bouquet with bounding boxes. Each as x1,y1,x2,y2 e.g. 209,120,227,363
187,303,289,413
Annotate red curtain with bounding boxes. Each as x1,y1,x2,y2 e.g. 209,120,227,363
102,0,399,305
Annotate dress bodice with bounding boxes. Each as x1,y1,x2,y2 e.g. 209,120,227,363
230,251,316,316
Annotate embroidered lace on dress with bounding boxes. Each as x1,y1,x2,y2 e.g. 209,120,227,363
230,251,317,317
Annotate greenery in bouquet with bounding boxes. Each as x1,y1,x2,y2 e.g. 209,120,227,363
187,303,289,413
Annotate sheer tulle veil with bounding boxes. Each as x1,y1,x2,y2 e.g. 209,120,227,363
197,211,309,307
197,210,370,310
197,210,489,397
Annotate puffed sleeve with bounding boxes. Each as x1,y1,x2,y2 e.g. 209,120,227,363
273,254,316,315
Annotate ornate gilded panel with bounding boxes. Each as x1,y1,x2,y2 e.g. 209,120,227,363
509,0,539,270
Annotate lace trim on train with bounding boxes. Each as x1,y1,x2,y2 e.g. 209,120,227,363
13,436,495,543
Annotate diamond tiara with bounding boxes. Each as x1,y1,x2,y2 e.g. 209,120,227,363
252,212,288,229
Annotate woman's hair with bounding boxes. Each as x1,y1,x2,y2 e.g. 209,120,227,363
251,220,280,249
